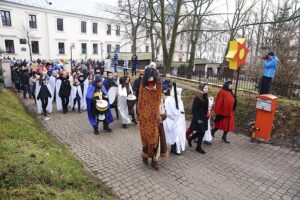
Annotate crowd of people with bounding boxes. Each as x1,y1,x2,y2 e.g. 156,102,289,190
9,57,237,171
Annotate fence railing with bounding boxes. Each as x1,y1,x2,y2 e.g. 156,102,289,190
159,66,300,100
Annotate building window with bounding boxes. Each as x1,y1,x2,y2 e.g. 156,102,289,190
81,43,87,54
1,10,11,26
116,25,120,36
146,46,149,53
58,42,65,54
81,21,86,33
107,44,111,53
93,23,97,34
116,44,120,52
180,44,183,51
31,41,39,54
57,18,63,31
93,43,98,54
19,39,26,44
107,24,111,35
29,14,37,29
5,40,15,53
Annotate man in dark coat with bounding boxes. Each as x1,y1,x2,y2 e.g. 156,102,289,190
132,70,144,116
12,67,21,93
59,74,71,113
131,54,138,76
21,68,31,98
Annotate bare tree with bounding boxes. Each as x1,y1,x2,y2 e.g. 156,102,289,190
185,0,215,78
118,0,146,56
22,25,33,62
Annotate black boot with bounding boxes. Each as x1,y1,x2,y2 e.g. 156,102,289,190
171,144,181,155
122,124,127,129
151,159,159,171
104,125,112,132
93,125,99,135
188,132,198,147
43,109,47,116
195,132,205,154
72,106,75,111
222,132,230,143
142,157,148,165
211,128,217,138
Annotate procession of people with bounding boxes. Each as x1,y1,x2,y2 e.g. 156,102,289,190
9,57,237,171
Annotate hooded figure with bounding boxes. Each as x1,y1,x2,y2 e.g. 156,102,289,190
211,80,236,143
164,84,186,155
86,74,113,134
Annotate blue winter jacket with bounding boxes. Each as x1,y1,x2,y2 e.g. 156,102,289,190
263,56,278,78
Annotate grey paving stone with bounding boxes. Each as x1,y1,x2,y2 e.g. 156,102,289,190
21,97,300,200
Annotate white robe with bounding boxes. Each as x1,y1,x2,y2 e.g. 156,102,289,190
70,84,83,108
55,79,63,111
164,95,186,154
117,84,133,124
203,97,214,142
35,81,53,114
81,79,89,110
48,76,56,101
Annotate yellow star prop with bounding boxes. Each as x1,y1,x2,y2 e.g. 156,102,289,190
226,38,249,70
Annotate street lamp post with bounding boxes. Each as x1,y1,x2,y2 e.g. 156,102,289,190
100,42,103,60
70,43,75,72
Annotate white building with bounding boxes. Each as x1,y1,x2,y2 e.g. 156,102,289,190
0,0,151,61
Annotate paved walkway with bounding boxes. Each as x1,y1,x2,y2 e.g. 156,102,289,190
22,98,300,200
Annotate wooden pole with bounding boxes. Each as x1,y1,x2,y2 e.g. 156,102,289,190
234,67,241,97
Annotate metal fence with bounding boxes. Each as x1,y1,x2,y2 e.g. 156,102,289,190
160,66,300,100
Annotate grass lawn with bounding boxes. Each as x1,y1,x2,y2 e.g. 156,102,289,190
0,89,115,199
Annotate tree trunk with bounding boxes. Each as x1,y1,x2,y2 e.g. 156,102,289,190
149,0,156,61
132,29,137,56
188,40,197,79
164,0,183,74
159,0,169,74
27,36,32,62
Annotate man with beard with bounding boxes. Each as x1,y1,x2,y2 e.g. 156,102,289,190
86,75,113,134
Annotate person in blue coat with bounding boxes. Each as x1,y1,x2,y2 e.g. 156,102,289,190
113,49,119,73
260,51,279,94
86,75,113,134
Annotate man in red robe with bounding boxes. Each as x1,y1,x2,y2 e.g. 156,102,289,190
211,80,236,143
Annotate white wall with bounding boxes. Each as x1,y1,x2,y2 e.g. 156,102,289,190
0,2,137,61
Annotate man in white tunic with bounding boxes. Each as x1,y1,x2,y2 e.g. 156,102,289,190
164,85,186,155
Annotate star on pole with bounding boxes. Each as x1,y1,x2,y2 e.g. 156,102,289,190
226,38,249,70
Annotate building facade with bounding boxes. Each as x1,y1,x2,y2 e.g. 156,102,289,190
0,0,151,61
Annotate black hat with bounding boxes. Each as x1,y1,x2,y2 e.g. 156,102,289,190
94,74,103,83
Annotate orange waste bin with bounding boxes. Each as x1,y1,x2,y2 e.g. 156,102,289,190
252,94,278,141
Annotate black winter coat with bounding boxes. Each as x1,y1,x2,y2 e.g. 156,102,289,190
38,84,52,99
132,77,141,99
59,79,71,98
21,72,30,85
190,94,209,133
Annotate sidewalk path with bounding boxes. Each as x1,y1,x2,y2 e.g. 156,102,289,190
22,98,300,200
